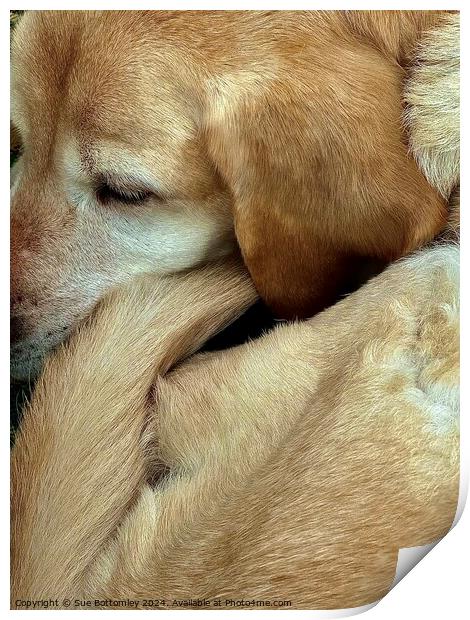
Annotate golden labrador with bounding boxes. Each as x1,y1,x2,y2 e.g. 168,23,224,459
11,10,459,611
11,10,451,381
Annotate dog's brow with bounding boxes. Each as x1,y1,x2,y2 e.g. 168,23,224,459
64,141,166,196
95,168,159,195
92,148,160,188
79,143,95,173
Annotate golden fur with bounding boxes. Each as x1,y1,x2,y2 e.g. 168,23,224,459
404,13,460,199
11,10,460,611
11,246,459,609
10,10,449,382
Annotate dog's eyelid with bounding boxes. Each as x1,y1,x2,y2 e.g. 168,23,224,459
98,172,147,192
95,172,165,204
95,182,154,206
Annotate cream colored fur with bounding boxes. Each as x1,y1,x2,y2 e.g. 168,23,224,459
404,13,460,199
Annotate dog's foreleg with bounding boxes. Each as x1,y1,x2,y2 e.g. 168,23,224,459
11,260,256,605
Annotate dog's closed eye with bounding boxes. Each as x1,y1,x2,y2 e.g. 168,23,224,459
96,182,152,206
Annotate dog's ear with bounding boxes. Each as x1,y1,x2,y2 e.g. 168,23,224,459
204,50,446,319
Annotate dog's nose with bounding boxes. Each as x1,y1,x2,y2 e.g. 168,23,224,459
10,315,24,346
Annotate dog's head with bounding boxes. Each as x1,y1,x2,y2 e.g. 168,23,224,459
10,11,238,380
11,11,446,380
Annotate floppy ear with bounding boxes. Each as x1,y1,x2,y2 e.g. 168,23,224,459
204,47,446,319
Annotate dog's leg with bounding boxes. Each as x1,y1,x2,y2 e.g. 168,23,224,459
87,245,459,609
11,260,256,605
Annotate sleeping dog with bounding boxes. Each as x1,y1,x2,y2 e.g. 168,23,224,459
11,11,460,610
10,10,452,381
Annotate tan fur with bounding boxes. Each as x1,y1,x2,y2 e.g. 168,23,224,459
11,245,459,610
10,11,449,382
11,259,257,604
404,13,460,198
11,11,459,611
